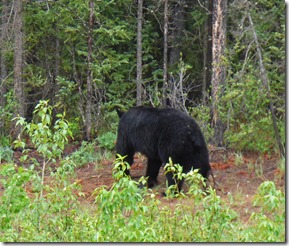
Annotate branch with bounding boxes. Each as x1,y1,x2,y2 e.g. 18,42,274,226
247,7,284,157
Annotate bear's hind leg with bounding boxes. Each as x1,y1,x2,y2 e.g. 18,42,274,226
165,171,184,194
146,158,162,188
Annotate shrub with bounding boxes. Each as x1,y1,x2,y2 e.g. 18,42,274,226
0,152,285,242
97,131,117,151
238,181,285,242
0,164,32,230
69,141,101,168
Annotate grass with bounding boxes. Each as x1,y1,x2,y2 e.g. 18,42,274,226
0,154,285,242
233,152,244,166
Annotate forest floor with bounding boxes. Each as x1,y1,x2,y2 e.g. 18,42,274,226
10,143,285,223
72,147,284,222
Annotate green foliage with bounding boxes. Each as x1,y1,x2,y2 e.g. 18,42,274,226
21,0,137,138
197,187,238,242
0,162,82,242
1,0,285,154
69,141,98,167
0,144,13,165
189,105,213,142
55,77,79,125
164,158,185,197
0,153,285,242
68,141,112,168
164,158,205,198
220,68,279,152
0,101,81,241
14,100,73,160
239,181,285,242
112,154,131,180
0,0,286,241
13,100,73,198
0,90,15,135
94,155,153,242
24,167,80,242
0,164,31,230
97,131,116,151
163,159,238,241
164,158,209,200
0,135,11,147
223,0,285,153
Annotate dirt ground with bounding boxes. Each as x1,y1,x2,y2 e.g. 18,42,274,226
69,145,284,222
6,143,285,223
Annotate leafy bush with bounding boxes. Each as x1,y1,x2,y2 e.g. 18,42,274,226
93,155,156,242
0,146,13,164
13,100,73,197
189,105,214,142
164,157,207,198
0,154,285,242
14,100,73,160
238,181,285,242
69,141,102,168
0,135,13,164
0,164,32,230
97,131,117,151
0,161,82,242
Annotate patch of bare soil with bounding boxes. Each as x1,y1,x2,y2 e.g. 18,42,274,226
3,144,285,223
73,147,284,222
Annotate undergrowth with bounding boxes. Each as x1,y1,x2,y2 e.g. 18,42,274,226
0,155,285,242
0,101,285,242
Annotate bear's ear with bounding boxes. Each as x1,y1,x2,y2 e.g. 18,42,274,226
116,108,125,118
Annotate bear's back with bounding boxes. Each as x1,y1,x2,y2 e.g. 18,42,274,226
120,106,204,145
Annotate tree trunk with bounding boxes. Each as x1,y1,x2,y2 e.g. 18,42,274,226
202,0,213,104
51,27,61,121
136,0,143,106
168,0,185,68
85,0,94,141
247,11,284,157
0,0,9,134
53,27,60,104
211,0,227,146
13,0,26,139
162,0,169,107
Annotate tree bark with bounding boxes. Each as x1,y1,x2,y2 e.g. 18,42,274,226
136,0,143,106
168,0,185,68
85,0,94,141
53,27,60,103
0,0,9,133
247,10,284,157
202,0,213,104
13,0,26,138
162,0,169,107
211,0,227,146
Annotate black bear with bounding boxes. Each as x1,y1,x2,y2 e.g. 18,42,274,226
115,106,211,192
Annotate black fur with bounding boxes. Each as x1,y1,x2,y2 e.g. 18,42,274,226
116,108,124,118
115,106,211,192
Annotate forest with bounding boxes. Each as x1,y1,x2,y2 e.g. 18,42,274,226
0,0,286,242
